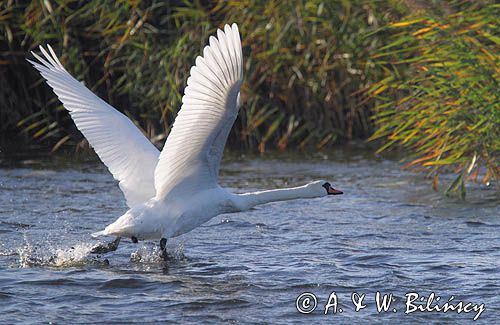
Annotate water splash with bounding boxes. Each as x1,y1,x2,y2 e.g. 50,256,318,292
17,233,108,268
52,243,104,267
130,241,186,264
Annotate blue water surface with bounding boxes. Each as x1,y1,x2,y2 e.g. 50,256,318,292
0,151,498,324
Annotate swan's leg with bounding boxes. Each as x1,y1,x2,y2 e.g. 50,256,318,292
159,238,169,261
131,236,138,243
90,237,121,254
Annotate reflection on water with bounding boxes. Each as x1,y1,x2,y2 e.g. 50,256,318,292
0,149,499,323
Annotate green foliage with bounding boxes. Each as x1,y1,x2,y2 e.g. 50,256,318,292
368,2,499,198
0,0,406,152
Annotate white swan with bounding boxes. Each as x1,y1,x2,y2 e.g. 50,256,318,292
28,23,342,257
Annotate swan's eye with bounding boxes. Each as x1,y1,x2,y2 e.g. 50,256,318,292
322,182,331,190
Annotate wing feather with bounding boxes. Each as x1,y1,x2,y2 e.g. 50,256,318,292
28,45,160,207
154,23,243,199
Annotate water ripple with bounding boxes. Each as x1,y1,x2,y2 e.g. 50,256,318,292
0,154,498,323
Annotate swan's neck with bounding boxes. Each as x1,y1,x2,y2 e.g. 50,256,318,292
233,184,320,211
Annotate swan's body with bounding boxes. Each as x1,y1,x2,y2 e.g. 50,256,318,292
28,23,342,252
101,186,233,240
97,181,336,240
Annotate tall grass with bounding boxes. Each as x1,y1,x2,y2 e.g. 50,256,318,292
1,0,407,152
368,2,498,198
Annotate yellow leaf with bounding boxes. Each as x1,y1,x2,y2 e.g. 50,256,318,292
390,19,424,27
412,27,432,36
373,85,388,96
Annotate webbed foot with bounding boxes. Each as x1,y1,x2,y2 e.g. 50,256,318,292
90,237,121,254
159,238,169,261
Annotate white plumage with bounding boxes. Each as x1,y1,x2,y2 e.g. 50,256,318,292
154,24,243,200
29,23,342,251
27,46,159,208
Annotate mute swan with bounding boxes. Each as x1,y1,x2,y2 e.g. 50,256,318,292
28,23,343,258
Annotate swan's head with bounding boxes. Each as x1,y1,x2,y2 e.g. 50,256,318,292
307,180,343,197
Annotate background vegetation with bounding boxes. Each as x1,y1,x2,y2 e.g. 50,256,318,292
367,2,498,197
0,0,497,195
1,0,406,152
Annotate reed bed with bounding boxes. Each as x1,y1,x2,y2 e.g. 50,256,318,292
367,1,498,197
1,1,497,195
1,0,405,151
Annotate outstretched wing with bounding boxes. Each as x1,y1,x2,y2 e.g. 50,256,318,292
154,23,243,200
28,45,160,208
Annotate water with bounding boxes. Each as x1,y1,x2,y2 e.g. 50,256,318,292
0,150,499,323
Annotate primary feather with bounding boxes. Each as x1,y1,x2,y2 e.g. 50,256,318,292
153,23,243,200
28,45,160,208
